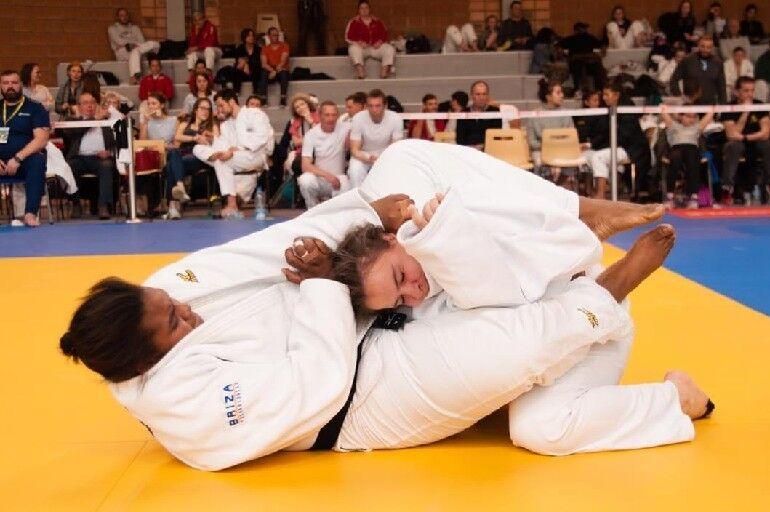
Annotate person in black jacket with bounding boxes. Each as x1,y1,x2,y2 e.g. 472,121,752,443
497,1,533,50
455,81,502,149
559,22,606,92
740,4,765,44
670,35,726,105
658,1,699,51
232,28,262,94
297,0,327,56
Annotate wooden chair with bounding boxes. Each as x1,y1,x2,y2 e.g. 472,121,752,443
540,128,587,168
484,128,533,169
256,13,281,35
433,131,456,144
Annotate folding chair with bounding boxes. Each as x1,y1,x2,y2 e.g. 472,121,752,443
256,13,281,35
540,128,588,194
484,128,533,169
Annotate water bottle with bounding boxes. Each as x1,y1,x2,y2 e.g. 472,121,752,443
752,185,761,206
254,187,267,220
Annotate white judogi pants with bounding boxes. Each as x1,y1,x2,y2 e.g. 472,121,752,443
443,23,477,53
193,144,266,201
348,43,395,68
298,173,351,208
187,47,223,71
588,147,629,179
115,41,161,77
347,158,372,188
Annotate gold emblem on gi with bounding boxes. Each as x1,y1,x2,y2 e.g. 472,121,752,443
578,308,599,328
176,269,198,283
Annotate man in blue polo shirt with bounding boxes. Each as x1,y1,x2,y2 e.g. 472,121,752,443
0,69,49,227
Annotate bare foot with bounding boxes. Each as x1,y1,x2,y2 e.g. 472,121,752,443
596,224,675,302
580,198,665,241
23,213,40,227
665,370,710,419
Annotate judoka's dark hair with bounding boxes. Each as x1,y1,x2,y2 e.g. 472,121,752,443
332,224,391,319
60,277,161,383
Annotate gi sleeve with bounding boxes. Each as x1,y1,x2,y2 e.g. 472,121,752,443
237,108,271,152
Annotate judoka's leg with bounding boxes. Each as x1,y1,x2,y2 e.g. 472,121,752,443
347,159,371,188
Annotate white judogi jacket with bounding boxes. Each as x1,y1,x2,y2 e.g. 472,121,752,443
215,107,274,158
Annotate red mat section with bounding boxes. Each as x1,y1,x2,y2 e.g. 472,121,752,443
668,207,770,219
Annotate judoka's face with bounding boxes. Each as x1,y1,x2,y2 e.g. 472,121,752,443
362,235,430,311
141,287,204,353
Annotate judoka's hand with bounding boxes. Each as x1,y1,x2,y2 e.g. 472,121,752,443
370,194,414,233
282,237,333,284
410,193,444,231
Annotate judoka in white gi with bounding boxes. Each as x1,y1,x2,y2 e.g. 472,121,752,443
192,89,273,219
59,141,709,471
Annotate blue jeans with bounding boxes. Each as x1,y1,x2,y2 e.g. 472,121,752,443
166,149,204,197
0,152,46,214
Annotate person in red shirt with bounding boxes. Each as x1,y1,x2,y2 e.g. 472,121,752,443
408,94,448,141
186,11,222,71
138,57,174,102
344,1,395,79
259,27,291,107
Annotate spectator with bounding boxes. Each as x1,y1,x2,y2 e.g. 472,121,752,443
167,98,217,219
725,47,754,100
740,4,765,44
245,95,263,108
408,94,447,140
284,93,320,175
348,88,404,187
108,8,160,85
721,18,741,40
345,1,396,79
297,0,327,56
339,91,367,124
100,92,126,121
574,87,602,147
526,80,575,169
560,22,606,92
498,1,533,50
193,89,273,219
703,2,726,37
65,92,118,220
605,6,648,49
259,27,291,107
233,29,262,94
480,15,500,51
187,59,214,92
659,0,699,50
444,90,469,133
670,36,726,105
443,22,479,53
139,57,174,103
299,101,351,208
720,76,770,206
530,27,563,76
587,80,651,200
186,11,221,72
139,92,176,144
55,61,84,117
0,70,49,227
20,63,54,112
756,48,770,86
657,44,688,93
183,71,216,115
456,81,501,149
659,104,715,209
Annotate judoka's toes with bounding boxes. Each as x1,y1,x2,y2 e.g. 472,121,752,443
641,203,666,222
586,202,666,241
665,370,710,420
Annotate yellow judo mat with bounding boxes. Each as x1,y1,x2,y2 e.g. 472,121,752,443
1,245,768,511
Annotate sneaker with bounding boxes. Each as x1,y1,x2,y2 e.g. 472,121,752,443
167,204,182,220
171,183,190,203
686,199,699,209
664,198,675,210
222,210,244,220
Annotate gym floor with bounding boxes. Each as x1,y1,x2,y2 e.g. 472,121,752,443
1,214,768,511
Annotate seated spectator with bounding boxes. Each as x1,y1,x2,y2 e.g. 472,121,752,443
560,22,605,92
480,15,500,51
574,87,602,147
703,2,726,37
259,27,291,107
101,92,126,121
233,29,262,94
657,44,688,93
670,36,726,105
0,70,50,227
339,91,367,124
108,8,160,85
183,71,216,115
245,95,263,108
444,90,469,133
740,4,765,44
187,58,214,92
443,22,478,53
720,76,770,206
139,57,174,104
297,0,327,56
498,1,533,50
408,94,447,141
55,61,84,117
186,11,222,72
284,93,320,175
659,104,715,209
659,1,700,51
136,92,176,216
605,6,648,49
166,98,217,219
526,80,575,169
345,1,396,79
456,81,501,150
192,90,273,219
725,47,754,100
299,101,351,208
530,27,563,75
65,92,118,220
756,47,770,88
20,63,54,112
721,18,742,40
348,88,403,187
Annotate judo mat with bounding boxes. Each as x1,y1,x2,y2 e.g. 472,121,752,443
1,215,768,511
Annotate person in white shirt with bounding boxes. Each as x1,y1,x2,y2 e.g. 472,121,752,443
724,46,754,100
443,22,479,53
108,8,160,84
338,91,366,125
193,89,273,219
605,6,648,50
348,89,403,187
299,101,351,208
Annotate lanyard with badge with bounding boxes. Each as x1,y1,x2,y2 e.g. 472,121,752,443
0,97,25,144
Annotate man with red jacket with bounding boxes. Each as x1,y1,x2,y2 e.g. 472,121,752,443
186,11,222,72
344,1,395,79
138,57,174,102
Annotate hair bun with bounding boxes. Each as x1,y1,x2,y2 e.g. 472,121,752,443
59,331,78,358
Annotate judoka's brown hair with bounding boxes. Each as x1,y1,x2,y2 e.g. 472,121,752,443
332,224,391,319
60,277,161,383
